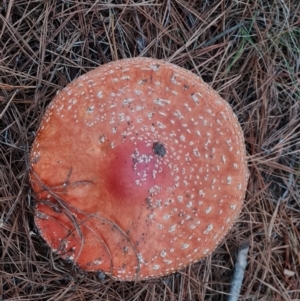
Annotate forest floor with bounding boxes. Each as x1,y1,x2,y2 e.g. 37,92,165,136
0,1,299,300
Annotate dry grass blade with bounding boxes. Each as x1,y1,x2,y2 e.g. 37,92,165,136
0,0,299,300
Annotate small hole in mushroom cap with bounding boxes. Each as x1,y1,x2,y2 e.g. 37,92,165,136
153,142,166,157
86,106,94,113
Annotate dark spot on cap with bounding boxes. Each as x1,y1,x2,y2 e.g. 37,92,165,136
145,197,152,207
153,142,166,157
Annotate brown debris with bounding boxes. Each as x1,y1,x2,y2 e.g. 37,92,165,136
0,0,299,300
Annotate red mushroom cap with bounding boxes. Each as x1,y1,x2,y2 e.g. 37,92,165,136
30,57,248,281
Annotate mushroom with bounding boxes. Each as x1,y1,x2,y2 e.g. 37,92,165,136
30,57,248,281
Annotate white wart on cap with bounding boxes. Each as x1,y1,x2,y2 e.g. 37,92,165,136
30,57,248,281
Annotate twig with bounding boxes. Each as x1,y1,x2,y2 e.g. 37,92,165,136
0,89,18,119
0,212,4,228
135,11,146,55
228,242,250,301
202,22,245,47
